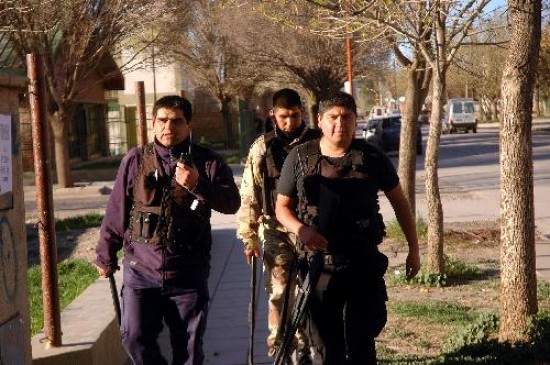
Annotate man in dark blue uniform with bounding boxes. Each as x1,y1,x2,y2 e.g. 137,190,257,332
95,95,240,365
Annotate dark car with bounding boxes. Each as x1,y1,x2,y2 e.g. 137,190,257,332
363,115,423,155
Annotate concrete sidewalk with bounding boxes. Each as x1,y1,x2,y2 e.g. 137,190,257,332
159,212,273,364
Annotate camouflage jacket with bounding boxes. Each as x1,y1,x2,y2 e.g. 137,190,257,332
237,125,320,250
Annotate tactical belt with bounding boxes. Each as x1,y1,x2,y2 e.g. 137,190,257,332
323,254,350,267
321,244,380,267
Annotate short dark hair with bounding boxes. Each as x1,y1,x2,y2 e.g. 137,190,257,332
153,95,193,121
272,88,302,109
318,91,357,116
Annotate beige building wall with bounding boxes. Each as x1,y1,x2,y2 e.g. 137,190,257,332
115,62,238,145
0,75,32,364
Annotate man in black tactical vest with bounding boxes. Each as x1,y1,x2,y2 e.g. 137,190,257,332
95,95,240,365
238,89,320,364
275,91,420,364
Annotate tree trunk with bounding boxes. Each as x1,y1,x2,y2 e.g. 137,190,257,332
398,65,430,216
221,98,233,147
498,0,540,343
534,84,542,116
308,94,320,129
491,100,499,122
50,108,74,188
425,72,445,274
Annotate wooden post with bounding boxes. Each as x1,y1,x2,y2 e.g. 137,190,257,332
135,81,148,145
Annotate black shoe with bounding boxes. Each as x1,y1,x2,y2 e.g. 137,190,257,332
296,349,312,365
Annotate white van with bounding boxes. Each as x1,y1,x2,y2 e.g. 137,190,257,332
444,98,478,133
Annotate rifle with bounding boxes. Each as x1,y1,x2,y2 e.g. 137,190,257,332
273,183,339,365
273,251,324,365
247,255,258,365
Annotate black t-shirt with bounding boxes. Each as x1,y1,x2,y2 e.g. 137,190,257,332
277,140,399,199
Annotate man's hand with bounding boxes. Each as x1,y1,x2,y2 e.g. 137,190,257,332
244,246,261,265
95,264,113,278
405,249,421,280
297,225,328,252
175,161,199,190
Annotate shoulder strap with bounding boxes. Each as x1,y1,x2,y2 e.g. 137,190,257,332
349,139,370,173
263,131,280,176
261,131,278,216
297,139,321,177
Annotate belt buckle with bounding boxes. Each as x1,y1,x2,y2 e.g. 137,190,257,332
324,254,349,267
324,255,335,266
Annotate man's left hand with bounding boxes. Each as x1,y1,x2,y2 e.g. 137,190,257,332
406,250,421,279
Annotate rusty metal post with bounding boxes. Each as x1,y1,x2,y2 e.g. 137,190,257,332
346,33,353,96
135,81,148,145
345,1,353,96
26,53,62,348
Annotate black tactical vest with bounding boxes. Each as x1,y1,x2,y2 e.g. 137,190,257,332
295,139,385,254
128,143,211,250
261,128,320,216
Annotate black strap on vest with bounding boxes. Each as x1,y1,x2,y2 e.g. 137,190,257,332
261,131,296,216
261,131,277,216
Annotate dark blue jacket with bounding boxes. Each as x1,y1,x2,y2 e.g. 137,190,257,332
95,139,240,288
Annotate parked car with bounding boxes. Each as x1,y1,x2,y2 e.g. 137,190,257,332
363,115,423,155
444,98,478,133
355,119,368,139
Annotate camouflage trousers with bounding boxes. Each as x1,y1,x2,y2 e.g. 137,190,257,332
259,221,309,357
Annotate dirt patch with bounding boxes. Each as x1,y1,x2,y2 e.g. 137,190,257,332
377,220,550,360
27,226,100,266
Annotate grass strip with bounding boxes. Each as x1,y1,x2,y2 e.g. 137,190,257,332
28,259,98,335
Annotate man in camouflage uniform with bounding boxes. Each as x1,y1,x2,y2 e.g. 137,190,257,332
237,89,319,364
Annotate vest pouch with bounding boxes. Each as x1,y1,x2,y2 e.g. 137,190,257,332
130,209,161,244
141,212,158,239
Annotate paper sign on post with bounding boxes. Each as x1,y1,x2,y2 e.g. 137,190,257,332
0,114,13,210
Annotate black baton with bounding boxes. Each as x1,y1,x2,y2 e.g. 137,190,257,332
108,272,121,326
248,255,258,365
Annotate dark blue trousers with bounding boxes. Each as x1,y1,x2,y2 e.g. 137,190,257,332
120,268,209,365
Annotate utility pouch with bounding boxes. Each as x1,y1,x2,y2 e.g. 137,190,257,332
140,212,159,239
131,211,160,244
372,251,389,277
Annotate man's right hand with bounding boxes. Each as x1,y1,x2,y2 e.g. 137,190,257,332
297,225,328,252
95,264,113,278
244,246,261,265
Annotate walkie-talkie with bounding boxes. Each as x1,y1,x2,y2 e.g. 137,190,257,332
179,131,194,167
179,152,193,167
